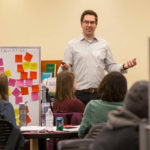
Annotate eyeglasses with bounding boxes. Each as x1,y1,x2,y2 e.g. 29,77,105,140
82,20,96,25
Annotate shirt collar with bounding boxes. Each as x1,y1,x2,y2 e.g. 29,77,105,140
79,34,98,42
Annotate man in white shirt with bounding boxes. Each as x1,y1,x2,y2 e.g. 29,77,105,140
59,10,136,105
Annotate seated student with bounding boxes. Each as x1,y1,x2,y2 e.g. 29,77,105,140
78,72,127,138
92,80,148,150
0,72,18,129
53,71,85,113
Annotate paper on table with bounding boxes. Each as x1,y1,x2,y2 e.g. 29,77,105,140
21,126,46,132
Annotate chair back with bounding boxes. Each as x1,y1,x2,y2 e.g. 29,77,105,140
53,112,83,125
0,119,13,150
57,139,94,150
85,123,106,139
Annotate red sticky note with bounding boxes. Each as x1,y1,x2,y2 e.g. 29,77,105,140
17,64,24,72
20,72,28,80
27,115,31,123
15,55,22,63
24,52,33,62
26,105,29,113
30,71,37,79
32,85,39,93
21,87,29,95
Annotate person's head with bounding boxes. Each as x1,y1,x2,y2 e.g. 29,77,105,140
80,10,98,39
55,71,76,101
124,81,148,118
97,72,127,102
0,72,9,102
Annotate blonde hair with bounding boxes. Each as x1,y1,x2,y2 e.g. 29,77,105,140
0,72,9,102
55,71,75,101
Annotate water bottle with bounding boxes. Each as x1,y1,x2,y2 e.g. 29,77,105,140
46,108,54,130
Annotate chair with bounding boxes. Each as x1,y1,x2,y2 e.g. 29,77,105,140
57,139,94,150
53,112,83,125
57,123,106,150
0,119,24,150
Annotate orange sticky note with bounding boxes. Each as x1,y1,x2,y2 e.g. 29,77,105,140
17,64,24,72
27,115,31,123
15,55,22,63
30,71,37,79
32,85,39,93
21,87,29,95
20,72,28,80
24,52,33,62
26,105,29,113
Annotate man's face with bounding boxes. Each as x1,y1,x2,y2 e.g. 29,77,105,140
81,14,97,38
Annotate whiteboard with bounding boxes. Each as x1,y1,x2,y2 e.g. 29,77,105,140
0,47,41,125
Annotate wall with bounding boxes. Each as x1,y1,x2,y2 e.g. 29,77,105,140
0,0,150,87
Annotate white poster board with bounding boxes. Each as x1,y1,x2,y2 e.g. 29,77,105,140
0,47,41,125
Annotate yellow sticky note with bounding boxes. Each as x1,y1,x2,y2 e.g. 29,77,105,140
8,87,11,95
4,70,12,77
23,62,30,70
16,117,19,126
30,62,38,70
14,108,19,117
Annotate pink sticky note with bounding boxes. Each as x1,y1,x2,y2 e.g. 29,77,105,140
8,78,16,87
25,79,33,86
31,93,39,101
15,96,23,104
0,58,3,66
12,88,21,97
16,80,24,87
0,67,4,72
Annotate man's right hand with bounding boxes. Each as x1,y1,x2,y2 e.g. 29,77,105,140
61,62,70,70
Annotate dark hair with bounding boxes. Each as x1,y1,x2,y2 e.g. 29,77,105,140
124,81,148,118
0,72,9,102
80,10,98,23
97,72,127,102
55,71,76,101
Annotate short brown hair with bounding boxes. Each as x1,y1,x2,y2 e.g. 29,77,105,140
80,10,98,23
55,71,76,101
0,72,9,102
97,72,127,102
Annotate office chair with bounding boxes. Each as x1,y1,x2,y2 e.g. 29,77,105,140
57,123,106,150
0,119,24,150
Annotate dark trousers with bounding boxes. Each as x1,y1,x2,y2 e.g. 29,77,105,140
75,91,99,105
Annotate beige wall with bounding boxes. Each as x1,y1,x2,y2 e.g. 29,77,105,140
0,0,150,87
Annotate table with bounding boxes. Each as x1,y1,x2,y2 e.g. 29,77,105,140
21,126,79,150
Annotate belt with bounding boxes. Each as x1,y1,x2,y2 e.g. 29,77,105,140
77,88,97,93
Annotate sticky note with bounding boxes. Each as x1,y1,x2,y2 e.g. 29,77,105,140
8,78,16,87
30,71,37,79
4,70,12,77
31,92,39,101
0,67,4,72
16,79,24,87
12,88,21,97
17,64,24,72
23,62,30,70
16,118,19,126
30,62,38,70
14,108,19,117
25,79,33,86
8,87,11,95
20,72,28,80
21,87,29,95
27,115,31,123
15,55,22,63
15,96,23,104
24,52,33,62
32,85,39,93
0,58,3,66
